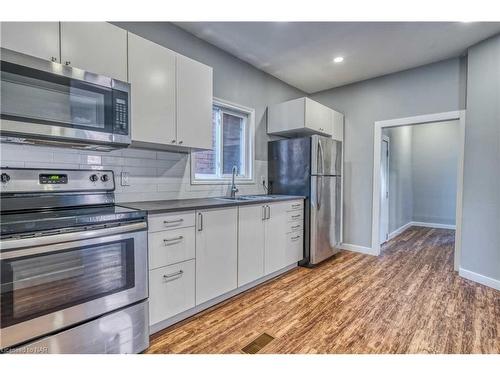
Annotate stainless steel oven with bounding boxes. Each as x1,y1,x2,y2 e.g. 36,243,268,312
0,48,130,151
0,168,148,353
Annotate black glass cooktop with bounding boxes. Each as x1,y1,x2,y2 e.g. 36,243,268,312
1,205,146,238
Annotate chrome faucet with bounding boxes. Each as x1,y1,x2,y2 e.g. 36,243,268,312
230,165,239,198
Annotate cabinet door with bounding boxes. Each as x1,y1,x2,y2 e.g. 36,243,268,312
0,22,60,62
196,207,237,304
238,205,266,287
264,202,289,275
128,33,176,145
176,54,213,149
149,260,195,325
331,110,344,141
60,22,127,81
305,98,332,136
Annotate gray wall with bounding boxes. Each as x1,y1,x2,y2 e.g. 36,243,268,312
311,58,466,247
412,121,459,225
383,126,413,233
113,22,305,161
383,121,459,233
461,34,500,281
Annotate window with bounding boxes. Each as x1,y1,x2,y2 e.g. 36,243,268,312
191,99,254,184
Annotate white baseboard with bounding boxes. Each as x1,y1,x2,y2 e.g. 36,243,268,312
388,222,413,240
340,243,378,256
410,221,456,230
459,268,500,291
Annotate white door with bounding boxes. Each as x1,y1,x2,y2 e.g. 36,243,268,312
195,207,237,304
0,22,60,62
128,33,176,145
380,137,390,244
176,54,213,149
60,22,127,81
238,205,266,287
264,202,289,275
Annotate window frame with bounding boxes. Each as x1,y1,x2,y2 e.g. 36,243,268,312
190,97,255,185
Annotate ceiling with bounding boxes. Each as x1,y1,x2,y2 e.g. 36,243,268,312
175,22,500,93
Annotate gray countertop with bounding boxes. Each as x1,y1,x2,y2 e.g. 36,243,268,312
118,195,305,214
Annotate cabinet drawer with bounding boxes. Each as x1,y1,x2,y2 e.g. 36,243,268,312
288,222,303,233
287,233,303,264
286,200,304,212
287,210,303,223
148,211,195,232
149,227,195,269
149,260,195,325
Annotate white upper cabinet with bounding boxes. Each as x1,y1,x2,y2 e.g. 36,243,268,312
195,207,238,305
268,97,343,138
128,32,176,145
60,22,127,81
0,22,60,62
176,54,213,149
331,110,344,141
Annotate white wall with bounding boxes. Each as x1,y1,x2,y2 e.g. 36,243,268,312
383,120,459,234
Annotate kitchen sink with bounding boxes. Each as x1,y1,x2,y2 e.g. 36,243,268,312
215,195,281,202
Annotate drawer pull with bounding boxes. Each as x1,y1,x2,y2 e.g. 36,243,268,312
163,236,184,244
291,214,301,219
291,204,301,209
291,225,301,230
163,219,184,225
163,270,184,280
291,235,301,241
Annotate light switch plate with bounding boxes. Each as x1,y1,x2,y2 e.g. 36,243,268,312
121,171,130,186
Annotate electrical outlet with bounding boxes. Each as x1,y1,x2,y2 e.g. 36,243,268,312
121,171,130,186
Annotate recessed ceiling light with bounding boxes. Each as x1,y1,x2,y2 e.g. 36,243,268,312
333,56,344,63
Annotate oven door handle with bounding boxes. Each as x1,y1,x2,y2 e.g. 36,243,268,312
0,221,147,254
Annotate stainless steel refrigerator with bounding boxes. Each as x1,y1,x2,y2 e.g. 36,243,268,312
268,135,341,266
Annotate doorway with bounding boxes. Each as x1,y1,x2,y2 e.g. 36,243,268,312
379,136,390,244
371,111,465,271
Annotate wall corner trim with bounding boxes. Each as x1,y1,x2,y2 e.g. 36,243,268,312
410,221,456,230
459,268,500,291
340,243,379,256
388,222,413,240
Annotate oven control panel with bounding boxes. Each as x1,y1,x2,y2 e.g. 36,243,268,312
0,168,115,193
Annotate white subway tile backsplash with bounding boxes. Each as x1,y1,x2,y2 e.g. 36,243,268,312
1,143,266,203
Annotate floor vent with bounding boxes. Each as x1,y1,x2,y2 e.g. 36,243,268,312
241,333,275,354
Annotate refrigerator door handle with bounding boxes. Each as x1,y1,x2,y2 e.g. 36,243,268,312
318,139,325,175
317,176,322,209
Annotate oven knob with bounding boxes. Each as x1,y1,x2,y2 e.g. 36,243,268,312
1,173,11,183
89,174,99,182
101,174,109,182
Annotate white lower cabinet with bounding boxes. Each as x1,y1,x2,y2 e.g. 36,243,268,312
149,260,195,325
238,205,266,287
195,207,238,305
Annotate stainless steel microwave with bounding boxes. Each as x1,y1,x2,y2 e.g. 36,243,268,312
0,48,131,151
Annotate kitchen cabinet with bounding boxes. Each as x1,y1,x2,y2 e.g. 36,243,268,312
128,33,176,145
60,22,127,81
268,97,343,138
331,110,344,141
238,205,266,286
176,54,213,149
265,200,304,274
195,207,238,304
238,200,304,284
149,259,196,325
0,22,60,62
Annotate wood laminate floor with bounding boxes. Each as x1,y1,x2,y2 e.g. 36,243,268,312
146,227,500,354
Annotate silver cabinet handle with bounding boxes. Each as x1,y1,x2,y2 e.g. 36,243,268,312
171,140,176,143
266,205,271,220
291,235,301,241
291,203,301,209
197,212,203,231
178,140,183,144
50,57,57,62
163,236,184,245
64,61,71,66
291,225,301,230
291,214,301,219
262,205,266,220
163,270,183,280
163,218,183,225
